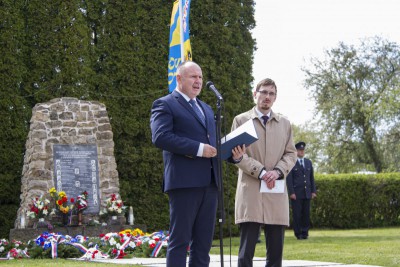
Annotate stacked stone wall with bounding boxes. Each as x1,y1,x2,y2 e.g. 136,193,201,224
14,98,119,228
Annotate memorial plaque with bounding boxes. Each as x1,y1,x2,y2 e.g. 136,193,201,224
53,144,100,214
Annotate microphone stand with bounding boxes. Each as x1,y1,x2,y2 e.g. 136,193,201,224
214,97,225,267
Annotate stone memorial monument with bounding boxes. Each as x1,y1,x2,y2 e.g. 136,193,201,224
10,97,130,240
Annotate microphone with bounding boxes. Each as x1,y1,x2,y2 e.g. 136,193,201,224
206,81,223,100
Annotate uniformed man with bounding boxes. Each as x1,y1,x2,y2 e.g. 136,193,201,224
286,141,317,240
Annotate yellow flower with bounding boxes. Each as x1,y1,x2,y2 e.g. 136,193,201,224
133,228,144,236
59,205,69,214
119,228,145,237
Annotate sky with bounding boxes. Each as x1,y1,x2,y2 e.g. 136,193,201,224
252,0,400,125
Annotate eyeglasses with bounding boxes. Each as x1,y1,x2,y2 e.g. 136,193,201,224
256,90,276,97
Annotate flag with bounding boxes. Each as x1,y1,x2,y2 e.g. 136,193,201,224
168,0,192,92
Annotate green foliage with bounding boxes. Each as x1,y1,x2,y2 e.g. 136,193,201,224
28,244,82,259
311,173,400,228
302,36,400,173
0,205,19,239
0,0,31,234
0,0,256,237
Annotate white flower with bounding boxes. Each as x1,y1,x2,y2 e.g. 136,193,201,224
128,241,136,249
43,209,48,215
0,246,4,252
109,237,116,246
26,211,35,219
50,208,56,216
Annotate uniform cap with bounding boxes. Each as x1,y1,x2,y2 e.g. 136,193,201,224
295,141,306,150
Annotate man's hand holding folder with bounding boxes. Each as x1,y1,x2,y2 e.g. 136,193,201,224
220,119,258,160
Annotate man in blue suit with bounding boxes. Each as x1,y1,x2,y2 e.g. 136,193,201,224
286,141,317,240
150,61,244,267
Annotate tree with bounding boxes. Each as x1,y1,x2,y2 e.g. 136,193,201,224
0,0,256,236
302,36,400,173
23,0,94,103
0,0,32,238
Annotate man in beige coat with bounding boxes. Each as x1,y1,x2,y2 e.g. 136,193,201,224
232,78,297,267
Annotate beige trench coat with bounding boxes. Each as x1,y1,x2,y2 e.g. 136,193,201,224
233,107,297,226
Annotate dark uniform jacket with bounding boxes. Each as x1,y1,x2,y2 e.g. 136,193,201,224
286,158,316,199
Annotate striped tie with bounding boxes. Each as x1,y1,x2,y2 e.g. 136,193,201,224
189,99,205,126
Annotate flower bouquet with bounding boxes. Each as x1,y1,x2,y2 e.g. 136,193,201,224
26,196,51,220
49,187,74,225
75,191,88,225
100,194,126,223
75,191,89,212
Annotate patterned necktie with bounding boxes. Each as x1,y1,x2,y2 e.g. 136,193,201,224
262,115,269,125
189,99,205,126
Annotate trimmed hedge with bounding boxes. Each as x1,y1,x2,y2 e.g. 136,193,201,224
310,173,400,228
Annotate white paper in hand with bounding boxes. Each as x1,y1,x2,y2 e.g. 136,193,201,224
260,180,285,193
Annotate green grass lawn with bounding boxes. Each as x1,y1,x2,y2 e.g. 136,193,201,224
211,227,400,267
1,227,399,266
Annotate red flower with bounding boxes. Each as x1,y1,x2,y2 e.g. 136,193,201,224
149,243,156,249
117,250,126,258
70,198,75,203
99,233,105,238
92,250,98,259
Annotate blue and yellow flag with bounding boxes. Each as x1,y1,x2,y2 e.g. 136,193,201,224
168,0,192,92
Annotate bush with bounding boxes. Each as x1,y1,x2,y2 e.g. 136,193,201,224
310,173,400,228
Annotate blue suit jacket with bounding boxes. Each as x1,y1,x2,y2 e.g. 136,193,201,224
286,158,316,199
150,90,220,192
